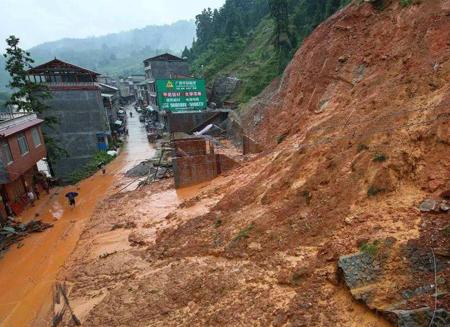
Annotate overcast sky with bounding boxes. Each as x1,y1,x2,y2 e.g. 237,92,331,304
0,0,225,49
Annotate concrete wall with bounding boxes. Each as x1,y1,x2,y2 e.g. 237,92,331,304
40,89,110,181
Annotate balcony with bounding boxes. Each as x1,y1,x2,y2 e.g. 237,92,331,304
0,111,29,122
42,81,98,91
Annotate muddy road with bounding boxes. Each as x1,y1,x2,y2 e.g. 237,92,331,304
0,105,154,326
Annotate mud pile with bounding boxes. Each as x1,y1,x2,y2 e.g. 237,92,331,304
57,1,449,326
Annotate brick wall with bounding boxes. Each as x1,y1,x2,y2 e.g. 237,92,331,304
243,135,263,155
173,154,218,188
174,138,212,157
216,154,240,175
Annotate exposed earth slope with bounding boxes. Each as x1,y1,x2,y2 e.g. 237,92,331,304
56,1,449,326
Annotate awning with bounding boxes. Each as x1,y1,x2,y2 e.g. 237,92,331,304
101,93,113,98
114,120,123,126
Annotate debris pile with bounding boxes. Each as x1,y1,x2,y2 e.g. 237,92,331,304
0,219,53,254
419,198,450,213
339,237,450,327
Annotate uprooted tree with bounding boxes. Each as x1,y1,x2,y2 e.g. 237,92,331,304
3,35,67,165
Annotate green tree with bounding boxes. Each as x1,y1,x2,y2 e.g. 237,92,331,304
4,36,51,115
3,35,67,164
269,0,295,72
181,46,190,59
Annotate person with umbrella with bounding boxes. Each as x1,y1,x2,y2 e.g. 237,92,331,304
65,192,79,207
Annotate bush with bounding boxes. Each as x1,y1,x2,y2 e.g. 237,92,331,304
233,223,254,241
69,151,116,184
360,240,380,256
400,0,413,7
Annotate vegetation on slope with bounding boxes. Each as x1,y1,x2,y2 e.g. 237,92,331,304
184,0,352,104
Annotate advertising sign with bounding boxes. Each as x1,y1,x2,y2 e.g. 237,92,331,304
156,79,207,112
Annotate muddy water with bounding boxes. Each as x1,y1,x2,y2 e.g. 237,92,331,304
0,105,154,326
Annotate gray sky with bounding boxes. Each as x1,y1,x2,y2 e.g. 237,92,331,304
0,0,225,49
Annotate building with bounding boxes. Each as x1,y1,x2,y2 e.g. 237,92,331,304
117,75,145,105
27,59,111,182
99,82,120,133
0,112,47,216
143,53,190,107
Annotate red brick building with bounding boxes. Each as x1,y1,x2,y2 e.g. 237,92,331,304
0,113,47,217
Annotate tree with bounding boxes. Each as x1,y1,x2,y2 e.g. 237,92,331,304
181,46,190,60
269,0,295,72
3,35,67,164
4,36,50,114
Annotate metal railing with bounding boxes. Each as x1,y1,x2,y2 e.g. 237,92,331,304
44,81,96,87
0,111,29,122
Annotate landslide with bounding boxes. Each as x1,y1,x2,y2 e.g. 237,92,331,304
67,1,450,326
146,0,450,324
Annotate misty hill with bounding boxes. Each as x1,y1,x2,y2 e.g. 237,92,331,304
0,20,195,91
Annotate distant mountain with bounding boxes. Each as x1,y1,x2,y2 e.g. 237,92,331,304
0,20,196,91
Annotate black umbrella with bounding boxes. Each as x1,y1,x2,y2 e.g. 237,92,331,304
65,192,79,198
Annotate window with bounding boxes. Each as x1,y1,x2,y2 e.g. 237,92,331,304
31,127,42,147
1,142,13,165
17,133,29,155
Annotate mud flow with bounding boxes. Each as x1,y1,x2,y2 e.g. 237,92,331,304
0,106,155,326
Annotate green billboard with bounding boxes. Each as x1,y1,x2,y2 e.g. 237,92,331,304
156,79,207,112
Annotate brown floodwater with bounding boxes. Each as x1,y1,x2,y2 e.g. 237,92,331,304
0,106,155,326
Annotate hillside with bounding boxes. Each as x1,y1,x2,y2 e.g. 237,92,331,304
54,1,450,326
0,20,195,91
187,0,351,105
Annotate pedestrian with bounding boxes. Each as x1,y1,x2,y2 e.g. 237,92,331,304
97,162,106,175
42,179,50,194
65,192,79,207
27,190,36,207
130,112,133,118
33,184,40,200
5,201,14,217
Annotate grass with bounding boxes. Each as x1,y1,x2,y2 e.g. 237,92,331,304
276,133,288,144
302,191,312,205
214,219,223,228
357,144,369,153
400,0,413,6
233,223,254,242
373,153,388,162
69,151,116,184
442,225,450,237
367,186,384,197
360,240,380,257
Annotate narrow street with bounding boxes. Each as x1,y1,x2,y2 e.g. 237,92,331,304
0,105,154,326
